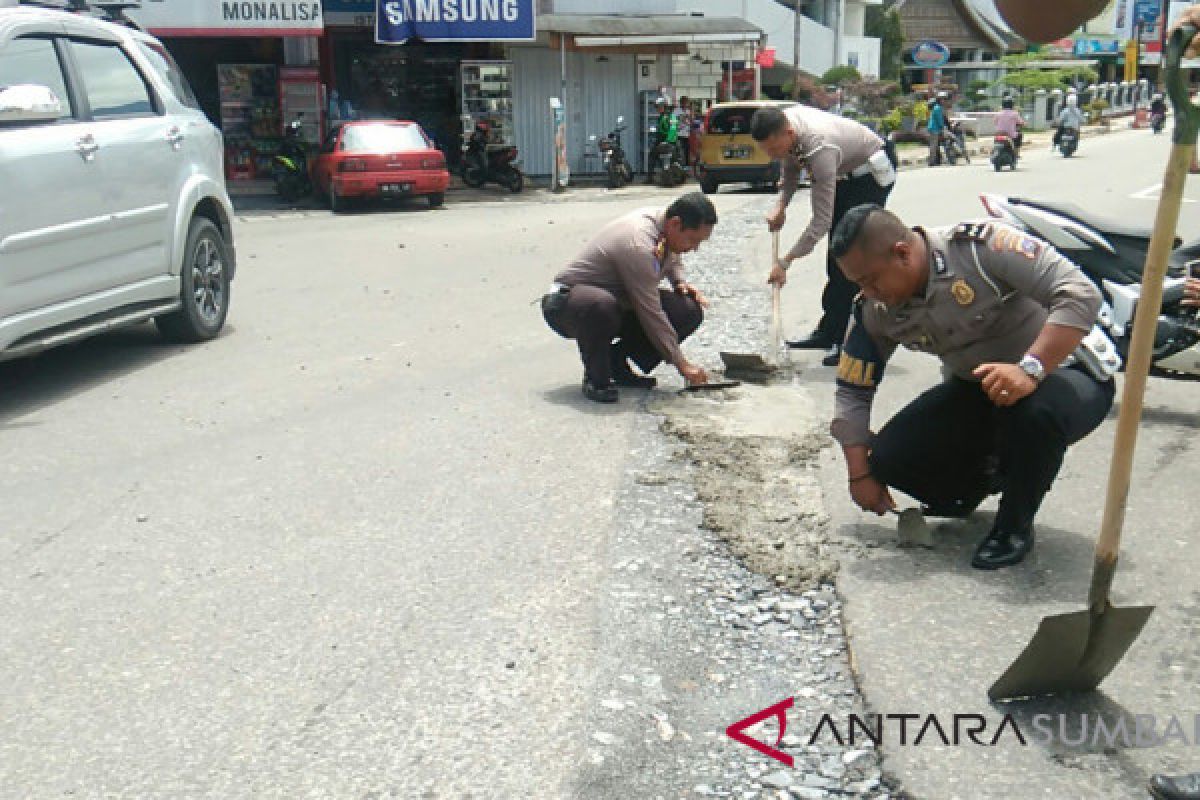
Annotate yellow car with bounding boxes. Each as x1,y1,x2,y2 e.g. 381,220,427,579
695,100,797,195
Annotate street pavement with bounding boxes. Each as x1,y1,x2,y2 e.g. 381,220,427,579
774,124,1200,798
2,124,1198,799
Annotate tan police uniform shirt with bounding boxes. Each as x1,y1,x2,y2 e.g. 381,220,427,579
554,208,688,366
831,222,1102,447
778,104,886,262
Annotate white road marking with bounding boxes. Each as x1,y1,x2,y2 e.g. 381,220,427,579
1131,183,1196,202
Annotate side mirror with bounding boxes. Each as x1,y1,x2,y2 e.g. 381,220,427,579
0,84,64,124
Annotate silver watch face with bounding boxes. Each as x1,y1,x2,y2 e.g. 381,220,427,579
1020,356,1044,381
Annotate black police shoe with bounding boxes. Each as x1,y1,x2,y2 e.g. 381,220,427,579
582,378,618,403
1150,773,1200,800
786,329,834,350
821,344,841,367
611,358,657,389
971,523,1035,570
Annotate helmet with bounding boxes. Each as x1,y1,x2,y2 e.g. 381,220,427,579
1002,97,1014,109
937,91,948,99
286,119,303,136
655,96,668,107
1066,94,1078,107
1154,93,1164,101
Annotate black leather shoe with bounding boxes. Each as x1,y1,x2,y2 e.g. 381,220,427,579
821,344,841,367
1151,773,1200,800
582,378,618,403
971,524,1034,570
786,330,834,350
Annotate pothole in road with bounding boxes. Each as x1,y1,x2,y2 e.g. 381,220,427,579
650,377,866,590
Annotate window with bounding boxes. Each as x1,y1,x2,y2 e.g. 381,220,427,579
136,40,199,110
340,123,431,153
0,37,72,122
707,107,756,135
68,39,155,118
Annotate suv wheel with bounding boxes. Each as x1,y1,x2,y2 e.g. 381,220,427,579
155,217,231,342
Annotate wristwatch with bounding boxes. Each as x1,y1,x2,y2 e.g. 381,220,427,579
1018,354,1045,383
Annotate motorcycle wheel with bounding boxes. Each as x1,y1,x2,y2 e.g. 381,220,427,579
607,163,622,189
945,149,958,166
700,177,718,195
621,162,633,185
507,170,524,193
462,163,487,189
667,164,686,186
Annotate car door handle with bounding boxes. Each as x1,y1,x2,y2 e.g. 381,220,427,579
166,126,185,149
76,135,99,162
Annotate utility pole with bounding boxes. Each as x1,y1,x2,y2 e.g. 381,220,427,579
793,0,802,99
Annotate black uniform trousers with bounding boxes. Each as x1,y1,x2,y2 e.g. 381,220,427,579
817,172,895,344
544,284,704,384
867,365,1115,533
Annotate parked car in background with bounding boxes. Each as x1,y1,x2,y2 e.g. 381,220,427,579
311,121,450,212
695,100,796,195
0,1,237,360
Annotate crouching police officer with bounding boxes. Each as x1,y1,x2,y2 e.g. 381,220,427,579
828,205,1116,569
541,193,714,403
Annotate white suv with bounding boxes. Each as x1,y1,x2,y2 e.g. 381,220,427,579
0,1,235,359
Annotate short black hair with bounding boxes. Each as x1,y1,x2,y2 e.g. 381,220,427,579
750,107,789,142
829,204,908,259
666,192,718,229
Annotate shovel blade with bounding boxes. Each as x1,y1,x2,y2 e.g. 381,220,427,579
719,351,775,374
988,605,1154,701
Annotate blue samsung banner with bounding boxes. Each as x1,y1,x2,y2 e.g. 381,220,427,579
376,0,536,43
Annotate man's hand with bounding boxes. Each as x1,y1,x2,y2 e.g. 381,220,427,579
973,362,1038,407
675,281,710,309
767,260,788,287
679,361,709,386
765,205,786,232
1170,5,1200,58
850,475,895,515
1184,277,1200,307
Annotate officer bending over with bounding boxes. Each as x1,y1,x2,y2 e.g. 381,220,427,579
541,193,714,403
829,205,1116,570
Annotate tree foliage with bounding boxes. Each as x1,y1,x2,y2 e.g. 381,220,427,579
822,65,862,86
866,4,905,81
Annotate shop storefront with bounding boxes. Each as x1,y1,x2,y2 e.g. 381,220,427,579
321,1,530,165
129,1,325,184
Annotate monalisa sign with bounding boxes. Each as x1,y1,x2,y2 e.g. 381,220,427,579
128,0,325,36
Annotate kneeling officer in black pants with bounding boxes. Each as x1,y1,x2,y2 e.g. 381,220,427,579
542,193,714,402
828,205,1116,569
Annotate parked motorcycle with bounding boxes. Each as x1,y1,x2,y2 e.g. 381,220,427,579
979,192,1200,378
1151,111,1167,134
591,116,633,188
990,134,1018,171
273,119,312,203
647,129,686,188
461,120,524,193
941,120,971,165
1058,127,1079,157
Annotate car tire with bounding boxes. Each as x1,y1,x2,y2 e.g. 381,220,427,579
700,177,718,194
155,217,231,343
507,170,524,193
428,192,444,208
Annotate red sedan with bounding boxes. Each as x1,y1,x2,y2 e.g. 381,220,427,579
312,121,450,212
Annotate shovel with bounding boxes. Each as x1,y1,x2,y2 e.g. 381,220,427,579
720,232,784,375
987,25,1200,702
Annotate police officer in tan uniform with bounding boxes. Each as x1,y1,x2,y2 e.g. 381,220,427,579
828,205,1116,569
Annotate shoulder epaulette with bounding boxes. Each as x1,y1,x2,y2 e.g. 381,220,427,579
951,222,991,243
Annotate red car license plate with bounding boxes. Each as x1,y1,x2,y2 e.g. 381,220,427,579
382,182,412,194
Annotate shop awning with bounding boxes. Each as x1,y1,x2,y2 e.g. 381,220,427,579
538,14,763,48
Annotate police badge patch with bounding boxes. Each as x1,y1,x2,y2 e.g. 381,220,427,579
951,279,975,306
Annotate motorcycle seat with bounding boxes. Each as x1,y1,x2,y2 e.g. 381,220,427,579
1009,197,1154,240
1169,237,1200,271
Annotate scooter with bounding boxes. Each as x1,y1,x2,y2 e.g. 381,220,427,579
591,116,633,188
1058,126,1079,157
647,130,686,188
1151,111,1167,134
273,119,312,203
941,120,971,165
979,192,1200,378
990,134,1018,171
461,120,524,193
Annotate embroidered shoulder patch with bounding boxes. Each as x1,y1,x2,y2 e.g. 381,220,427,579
989,226,1042,260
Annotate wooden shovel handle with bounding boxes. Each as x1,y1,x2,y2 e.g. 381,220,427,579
771,231,782,350
1091,26,1198,612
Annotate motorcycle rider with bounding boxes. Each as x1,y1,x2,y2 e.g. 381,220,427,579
647,96,680,184
927,94,947,166
994,96,1026,152
1053,94,1084,149
1150,92,1168,131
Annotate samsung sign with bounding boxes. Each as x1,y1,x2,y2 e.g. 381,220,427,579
376,0,535,43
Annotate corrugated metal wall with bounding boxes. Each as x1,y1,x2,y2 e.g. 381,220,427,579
510,47,638,178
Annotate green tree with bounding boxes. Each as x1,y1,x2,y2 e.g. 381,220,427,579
822,65,862,86
866,4,905,81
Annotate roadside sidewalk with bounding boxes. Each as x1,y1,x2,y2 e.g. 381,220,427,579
895,120,1139,169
